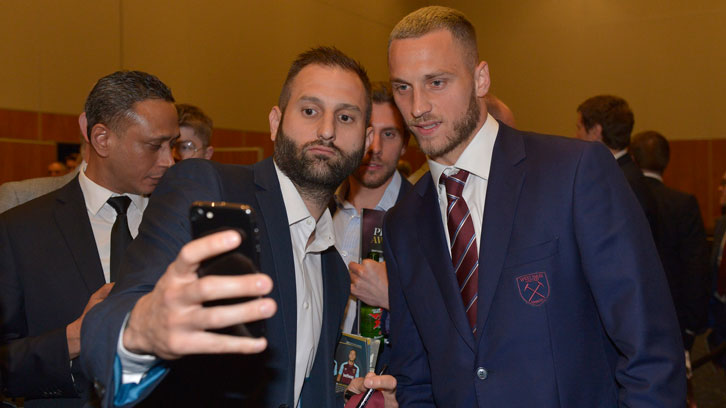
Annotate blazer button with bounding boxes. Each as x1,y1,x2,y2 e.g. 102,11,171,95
476,367,488,380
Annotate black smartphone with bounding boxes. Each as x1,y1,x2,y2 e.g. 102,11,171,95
189,201,265,338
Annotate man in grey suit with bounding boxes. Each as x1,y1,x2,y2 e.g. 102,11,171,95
0,164,79,214
0,115,90,214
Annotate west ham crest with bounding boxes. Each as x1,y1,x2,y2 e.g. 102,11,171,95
516,272,550,306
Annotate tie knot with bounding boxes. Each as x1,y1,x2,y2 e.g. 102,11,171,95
107,196,132,216
440,169,469,197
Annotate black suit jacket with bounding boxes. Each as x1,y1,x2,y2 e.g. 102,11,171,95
644,177,710,348
618,154,660,236
80,158,350,407
0,177,104,407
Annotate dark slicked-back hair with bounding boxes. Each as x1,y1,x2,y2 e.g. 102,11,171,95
177,103,213,146
577,95,634,150
84,70,174,137
630,130,670,173
278,46,372,124
389,6,479,68
371,81,410,145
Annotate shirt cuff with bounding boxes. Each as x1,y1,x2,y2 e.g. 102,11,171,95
117,313,158,384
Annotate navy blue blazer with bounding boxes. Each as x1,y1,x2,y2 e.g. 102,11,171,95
80,158,350,407
384,124,685,407
0,176,103,407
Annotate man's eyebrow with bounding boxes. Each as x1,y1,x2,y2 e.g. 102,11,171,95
389,77,409,85
423,71,451,80
148,134,177,143
336,103,362,113
299,95,323,105
298,96,361,113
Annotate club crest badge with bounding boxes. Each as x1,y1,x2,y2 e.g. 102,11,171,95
516,272,550,306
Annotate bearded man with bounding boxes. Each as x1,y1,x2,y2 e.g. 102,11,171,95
80,46,378,408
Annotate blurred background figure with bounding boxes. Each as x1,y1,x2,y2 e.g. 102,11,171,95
47,161,68,176
64,153,81,172
708,170,726,372
630,130,710,352
173,103,214,161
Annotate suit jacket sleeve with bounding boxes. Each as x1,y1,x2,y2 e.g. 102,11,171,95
0,215,77,398
384,220,435,407
573,143,685,406
80,160,227,407
678,195,710,336
0,183,21,214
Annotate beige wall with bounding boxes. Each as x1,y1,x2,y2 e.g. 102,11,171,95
0,0,424,132
442,0,726,140
1,1,724,139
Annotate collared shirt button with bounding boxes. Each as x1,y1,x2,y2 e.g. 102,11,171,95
306,219,312,225
341,251,348,257
303,301,310,309
476,367,488,380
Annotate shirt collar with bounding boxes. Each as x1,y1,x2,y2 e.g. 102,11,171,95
612,149,628,160
273,161,336,249
429,113,499,184
78,164,147,216
334,170,403,212
642,170,663,182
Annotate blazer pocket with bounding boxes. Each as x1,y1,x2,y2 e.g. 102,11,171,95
504,237,559,268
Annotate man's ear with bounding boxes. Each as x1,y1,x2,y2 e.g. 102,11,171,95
269,106,282,141
474,61,491,98
203,146,214,160
78,112,89,143
364,126,374,152
589,123,603,142
89,123,113,158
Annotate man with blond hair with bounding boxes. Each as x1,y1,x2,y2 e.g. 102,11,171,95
383,6,684,407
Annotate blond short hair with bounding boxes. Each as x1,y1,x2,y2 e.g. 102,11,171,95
389,6,479,67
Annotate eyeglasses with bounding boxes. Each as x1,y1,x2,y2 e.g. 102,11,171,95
172,140,202,159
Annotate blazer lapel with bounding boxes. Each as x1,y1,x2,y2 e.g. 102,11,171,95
415,176,476,351
253,159,298,370
476,126,526,337
53,176,105,293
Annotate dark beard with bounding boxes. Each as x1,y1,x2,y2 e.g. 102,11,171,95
274,125,364,205
418,87,481,159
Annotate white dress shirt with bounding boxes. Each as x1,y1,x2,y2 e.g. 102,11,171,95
77,164,147,283
428,113,499,252
274,162,336,407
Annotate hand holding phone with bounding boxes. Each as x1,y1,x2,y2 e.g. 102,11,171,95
190,201,265,337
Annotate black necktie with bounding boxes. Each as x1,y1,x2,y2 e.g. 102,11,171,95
107,196,133,282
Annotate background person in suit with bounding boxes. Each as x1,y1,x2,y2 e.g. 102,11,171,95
172,103,214,161
0,71,178,407
708,170,726,370
80,46,395,408
576,94,660,237
384,6,684,407
629,130,710,351
333,81,412,323
0,168,79,214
